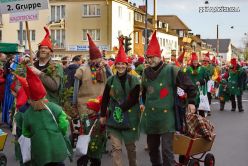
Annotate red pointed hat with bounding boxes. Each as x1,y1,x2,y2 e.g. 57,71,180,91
211,56,218,65
14,74,30,98
146,31,161,58
191,52,198,61
230,58,237,69
86,96,102,112
177,51,185,64
16,87,28,109
87,33,102,60
26,66,46,101
39,27,53,51
115,37,128,64
138,56,145,63
204,52,210,61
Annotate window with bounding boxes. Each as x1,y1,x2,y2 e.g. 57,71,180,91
0,30,2,41
135,32,139,44
163,39,165,47
17,30,36,41
51,29,65,48
118,6,122,18
129,12,131,22
82,29,100,41
51,5,65,22
134,13,142,22
83,4,100,16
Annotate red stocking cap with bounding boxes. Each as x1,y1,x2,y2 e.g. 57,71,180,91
16,87,28,109
26,66,47,101
86,96,102,112
146,31,161,58
191,52,198,61
230,58,237,70
14,74,30,98
204,52,210,61
87,33,102,60
177,51,185,64
115,37,128,64
39,27,53,51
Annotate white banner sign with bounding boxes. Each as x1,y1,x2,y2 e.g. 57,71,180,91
9,10,38,23
67,45,109,51
0,0,48,14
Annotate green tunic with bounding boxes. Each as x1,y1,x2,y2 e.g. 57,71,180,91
22,102,69,166
107,74,140,144
81,115,107,159
218,83,230,102
228,69,245,96
142,64,178,134
186,66,207,106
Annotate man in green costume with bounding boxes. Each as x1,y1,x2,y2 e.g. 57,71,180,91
228,58,247,112
30,27,64,104
100,37,140,166
141,31,197,166
22,66,70,166
185,52,208,117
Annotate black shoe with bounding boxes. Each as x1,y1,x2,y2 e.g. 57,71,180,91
220,108,224,111
239,109,244,112
231,109,235,112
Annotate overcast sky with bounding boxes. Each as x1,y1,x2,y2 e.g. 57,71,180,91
133,0,248,48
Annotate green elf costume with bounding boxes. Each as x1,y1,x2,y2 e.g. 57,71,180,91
228,58,246,112
22,66,70,166
141,31,196,166
100,37,141,166
218,79,230,111
77,96,106,166
186,53,207,108
33,27,64,105
10,74,31,166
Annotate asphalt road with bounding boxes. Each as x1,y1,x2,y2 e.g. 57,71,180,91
1,91,248,166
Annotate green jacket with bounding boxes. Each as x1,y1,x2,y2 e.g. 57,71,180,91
81,115,106,159
142,64,178,134
107,74,141,144
22,102,69,166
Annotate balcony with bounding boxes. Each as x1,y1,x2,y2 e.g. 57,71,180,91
48,19,65,29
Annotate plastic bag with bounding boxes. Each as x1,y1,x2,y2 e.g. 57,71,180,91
18,135,31,163
198,90,211,112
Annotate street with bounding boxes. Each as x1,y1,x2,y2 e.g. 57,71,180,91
1,91,248,166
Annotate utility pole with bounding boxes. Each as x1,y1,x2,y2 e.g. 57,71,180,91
144,0,148,53
154,0,157,30
217,24,221,68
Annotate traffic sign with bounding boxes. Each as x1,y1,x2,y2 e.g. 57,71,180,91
0,0,48,14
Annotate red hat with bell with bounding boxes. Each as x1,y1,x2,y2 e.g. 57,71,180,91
87,33,102,60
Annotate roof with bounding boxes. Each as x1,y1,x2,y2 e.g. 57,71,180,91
157,15,191,31
202,39,231,53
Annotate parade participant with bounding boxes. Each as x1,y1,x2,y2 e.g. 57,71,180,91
77,96,106,166
186,52,207,117
170,49,177,63
22,66,70,166
73,33,112,114
135,56,145,76
0,61,5,106
64,55,82,89
30,27,64,104
228,58,247,112
100,37,141,166
141,31,197,166
218,79,230,111
61,56,69,69
177,50,185,68
202,52,214,105
10,74,30,166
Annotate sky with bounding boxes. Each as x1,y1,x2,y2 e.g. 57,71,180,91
133,0,248,48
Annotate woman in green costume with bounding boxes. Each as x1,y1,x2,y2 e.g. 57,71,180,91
22,66,70,166
100,38,140,166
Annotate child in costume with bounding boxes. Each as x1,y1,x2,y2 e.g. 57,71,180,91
218,79,230,111
77,96,107,166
